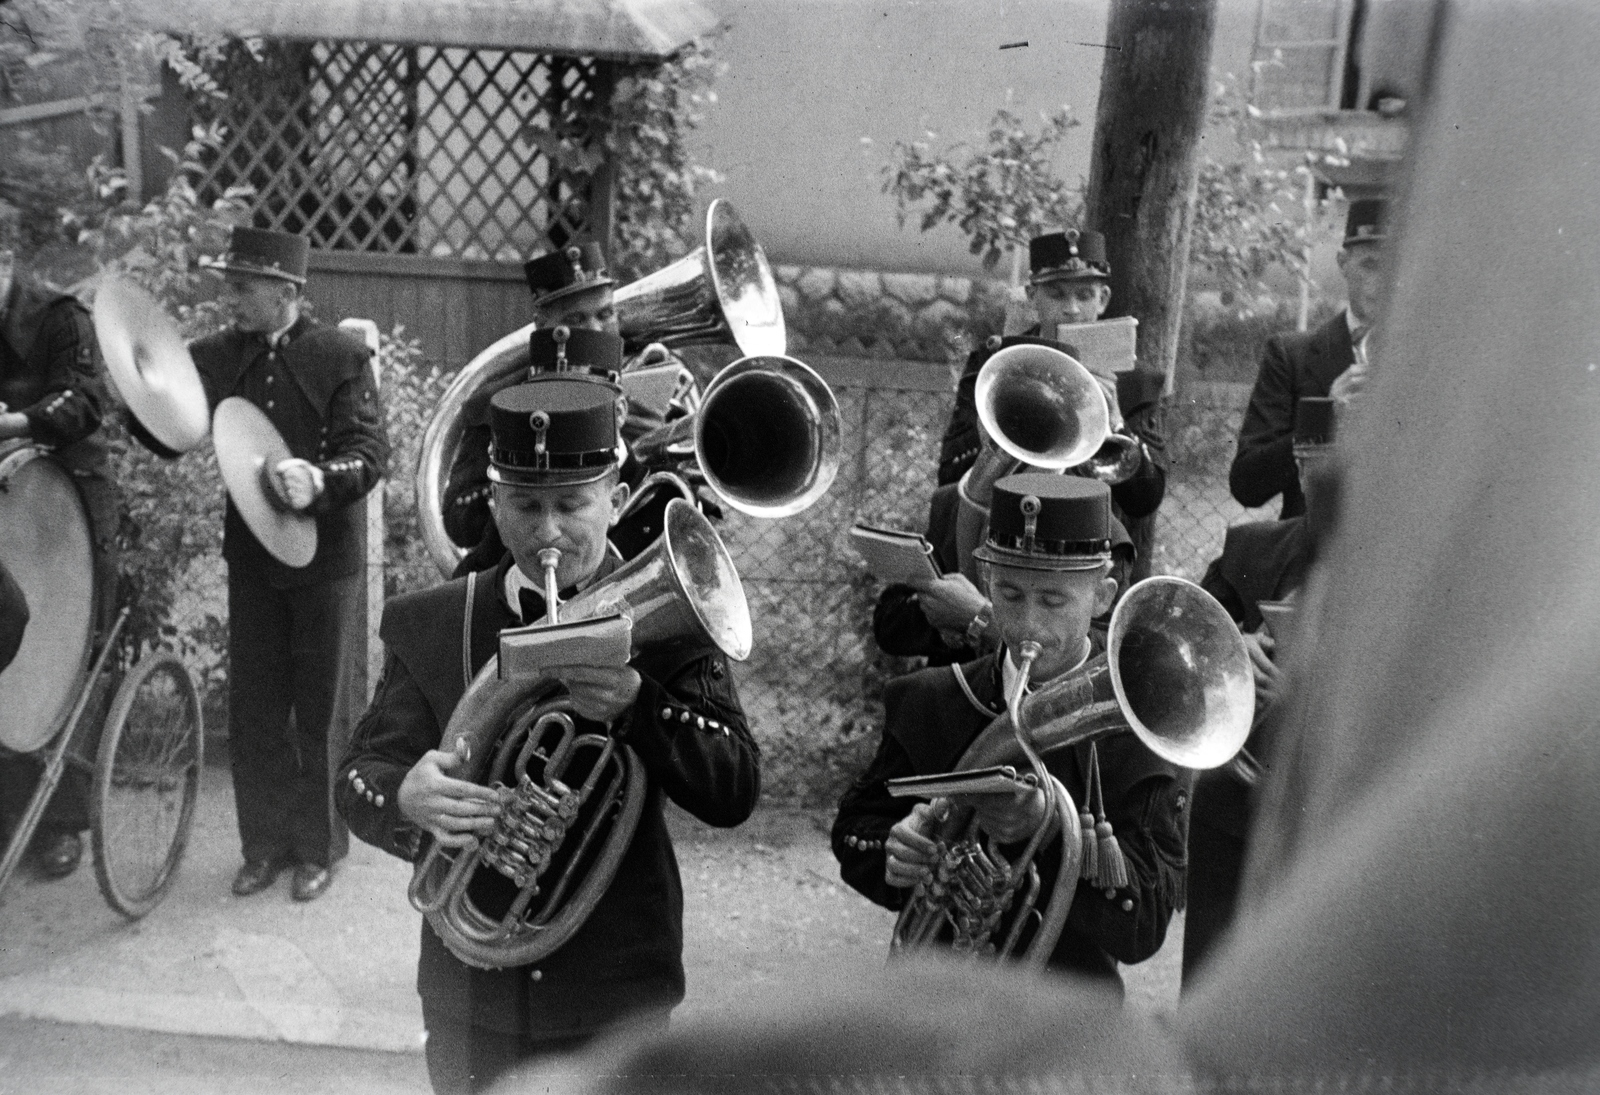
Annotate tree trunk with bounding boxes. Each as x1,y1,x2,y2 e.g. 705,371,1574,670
1083,0,1219,390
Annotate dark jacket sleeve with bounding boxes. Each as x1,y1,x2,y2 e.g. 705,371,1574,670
937,348,985,486
336,650,435,863
831,729,918,911
872,585,971,661
1230,335,1299,509
1200,555,1248,627
308,364,389,516
1109,369,1168,520
19,299,105,448
443,422,492,550
1056,760,1191,966
616,649,760,829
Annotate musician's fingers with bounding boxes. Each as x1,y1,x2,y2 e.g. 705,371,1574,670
884,855,932,888
430,790,502,817
886,826,939,863
428,826,484,849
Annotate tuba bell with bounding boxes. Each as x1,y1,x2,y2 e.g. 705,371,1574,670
613,199,786,358
409,499,751,969
629,354,843,520
890,577,1254,966
415,200,788,577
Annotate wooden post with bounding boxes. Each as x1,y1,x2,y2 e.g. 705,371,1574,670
338,318,386,703
1083,0,1220,392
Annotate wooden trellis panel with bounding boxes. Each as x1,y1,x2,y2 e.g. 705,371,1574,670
195,42,611,262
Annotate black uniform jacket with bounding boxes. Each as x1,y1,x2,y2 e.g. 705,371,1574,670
832,645,1190,984
936,330,1167,522
871,484,975,666
1229,311,1353,517
0,279,109,477
191,316,389,588
1195,517,1310,840
337,553,760,1037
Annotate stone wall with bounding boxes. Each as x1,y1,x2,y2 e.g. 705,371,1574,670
772,263,1016,365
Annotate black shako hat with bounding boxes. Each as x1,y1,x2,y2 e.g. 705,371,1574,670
203,226,309,285
527,326,624,384
974,474,1114,572
523,242,615,307
1343,198,1389,246
1029,229,1110,284
487,377,619,487
1294,396,1338,451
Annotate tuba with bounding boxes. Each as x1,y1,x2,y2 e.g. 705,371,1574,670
629,354,843,520
409,499,751,969
415,199,788,577
954,344,1142,580
890,577,1254,967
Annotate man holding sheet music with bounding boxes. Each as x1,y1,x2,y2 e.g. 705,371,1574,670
935,229,1167,555
833,476,1189,985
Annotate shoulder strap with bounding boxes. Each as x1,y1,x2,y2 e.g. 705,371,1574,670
950,662,993,716
461,570,478,691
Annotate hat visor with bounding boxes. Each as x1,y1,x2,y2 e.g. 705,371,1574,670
1029,267,1110,286
532,276,617,308
1340,233,1387,248
971,543,1111,572
488,462,615,488
200,256,307,285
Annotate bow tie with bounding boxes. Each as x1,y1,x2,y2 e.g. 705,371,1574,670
517,585,581,624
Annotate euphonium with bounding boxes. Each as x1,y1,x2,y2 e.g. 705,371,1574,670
408,499,752,969
629,354,843,519
890,577,1254,966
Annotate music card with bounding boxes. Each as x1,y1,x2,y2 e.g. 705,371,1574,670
849,524,940,585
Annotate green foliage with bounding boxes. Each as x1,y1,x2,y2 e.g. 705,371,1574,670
880,106,1084,273
1188,73,1336,311
378,329,451,600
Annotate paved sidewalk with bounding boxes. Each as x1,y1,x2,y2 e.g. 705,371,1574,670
0,763,1179,1068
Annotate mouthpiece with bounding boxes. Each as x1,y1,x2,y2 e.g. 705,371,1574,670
537,548,561,625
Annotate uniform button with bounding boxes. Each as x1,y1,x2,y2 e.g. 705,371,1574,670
710,663,725,679
266,375,275,385
659,707,673,720
374,794,385,808
529,970,543,982
1120,898,1134,912
266,400,275,409
696,716,706,729
1175,793,1187,810
1104,888,1116,900
679,711,691,724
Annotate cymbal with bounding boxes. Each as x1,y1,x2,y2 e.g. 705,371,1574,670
92,277,210,454
212,397,317,569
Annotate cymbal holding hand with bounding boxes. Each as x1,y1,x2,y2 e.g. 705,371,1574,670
266,457,324,512
1245,630,1285,717
1329,360,1367,405
398,736,503,848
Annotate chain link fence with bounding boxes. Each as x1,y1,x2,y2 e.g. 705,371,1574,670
721,369,1278,805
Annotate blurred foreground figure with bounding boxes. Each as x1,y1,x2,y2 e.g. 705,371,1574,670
581,4,1600,1092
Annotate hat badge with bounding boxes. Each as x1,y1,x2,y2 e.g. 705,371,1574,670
552,325,570,371
566,246,585,280
1020,494,1042,553
530,410,551,469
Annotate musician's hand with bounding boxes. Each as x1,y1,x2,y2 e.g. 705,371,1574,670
269,458,324,511
0,410,30,439
1329,360,1367,405
960,785,1048,844
885,802,944,889
556,664,642,723
1245,631,1285,715
914,574,989,632
398,737,502,848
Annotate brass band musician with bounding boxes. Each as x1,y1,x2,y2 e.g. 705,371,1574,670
833,475,1190,987
338,365,758,1094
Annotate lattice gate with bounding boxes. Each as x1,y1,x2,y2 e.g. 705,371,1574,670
193,41,613,262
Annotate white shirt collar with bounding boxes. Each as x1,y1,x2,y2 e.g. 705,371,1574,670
1001,637,1092,696
502,544,624,622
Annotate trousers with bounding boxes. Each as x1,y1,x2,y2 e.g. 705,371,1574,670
226,568,360,868
422,1003,669,1095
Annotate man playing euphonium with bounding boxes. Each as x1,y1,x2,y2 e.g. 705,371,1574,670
833,475,1190,986
338,363,758,1094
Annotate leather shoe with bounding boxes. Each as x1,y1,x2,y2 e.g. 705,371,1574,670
291,863,332,903
35,832,83,880
232,858,286,896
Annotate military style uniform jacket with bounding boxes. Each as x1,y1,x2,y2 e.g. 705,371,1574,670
937,331,1167,523
1230,311,1354,517
0,280,108,478
190,316,388,588
832,645,1190,985
337,553,760,1038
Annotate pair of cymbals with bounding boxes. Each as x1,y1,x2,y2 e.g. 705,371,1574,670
94,278,316,568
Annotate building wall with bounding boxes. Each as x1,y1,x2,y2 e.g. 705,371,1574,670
691,0,1262,276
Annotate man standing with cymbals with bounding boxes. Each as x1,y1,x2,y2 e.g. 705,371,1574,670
191,226,389,902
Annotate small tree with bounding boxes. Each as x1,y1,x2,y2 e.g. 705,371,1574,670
879,105,1083,283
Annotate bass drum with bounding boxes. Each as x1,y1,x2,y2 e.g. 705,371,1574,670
0,444,97,754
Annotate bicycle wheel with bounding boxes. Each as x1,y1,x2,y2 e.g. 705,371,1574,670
90,652,203,918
